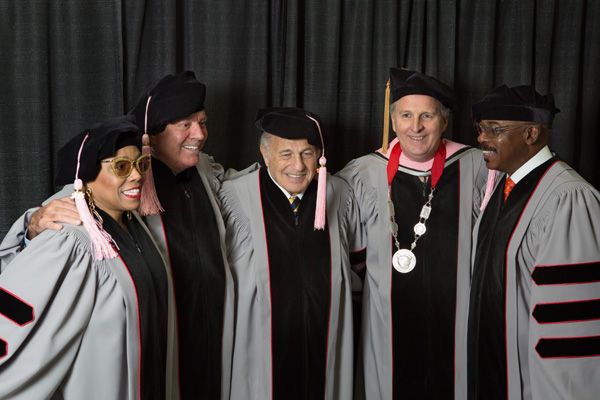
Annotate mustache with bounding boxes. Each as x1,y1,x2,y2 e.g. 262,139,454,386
480,145,496,152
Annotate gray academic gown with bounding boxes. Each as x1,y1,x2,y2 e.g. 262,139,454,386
0,187,179,399
471,160,600,400
219,165,363,400
0,152,232,400
337,145,488,400
143,152,234,400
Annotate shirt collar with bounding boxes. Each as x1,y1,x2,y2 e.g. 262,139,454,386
267,168,304,200
508,145,553,184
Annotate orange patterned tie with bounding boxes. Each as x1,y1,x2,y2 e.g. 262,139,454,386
503,177,515,202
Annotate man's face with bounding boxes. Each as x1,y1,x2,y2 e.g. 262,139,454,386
476,119,532,175
390,94,448,162
151,110,208,174
260,135,319,195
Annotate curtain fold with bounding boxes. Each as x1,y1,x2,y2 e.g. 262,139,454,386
1,0,599,237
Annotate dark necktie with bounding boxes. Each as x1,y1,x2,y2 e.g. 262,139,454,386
289,195,300,224
289,195,300,213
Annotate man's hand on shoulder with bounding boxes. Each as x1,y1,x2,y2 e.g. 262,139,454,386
27,197,81,240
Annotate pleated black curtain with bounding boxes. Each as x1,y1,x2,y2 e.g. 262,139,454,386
1,0,599,237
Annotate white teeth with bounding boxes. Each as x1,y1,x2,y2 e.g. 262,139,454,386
123,189,140,195
408,136,425,141
183,145,199,151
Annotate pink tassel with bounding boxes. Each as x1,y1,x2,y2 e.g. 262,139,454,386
71,179,118,260
306,113,327,230
314,156,327,230
479,169,497,212
71,135,118,260
139,133,164,216
138,95,164,216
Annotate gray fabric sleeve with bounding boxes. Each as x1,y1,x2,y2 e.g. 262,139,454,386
218,180,252,268
0,207,39,273
0,228,102,398
525,182,600,399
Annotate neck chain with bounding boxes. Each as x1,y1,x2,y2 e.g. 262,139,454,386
387,142,446,273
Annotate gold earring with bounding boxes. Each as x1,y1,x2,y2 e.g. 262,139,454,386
85,186,103,224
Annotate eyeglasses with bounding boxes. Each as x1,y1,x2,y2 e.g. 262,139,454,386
475,122,532,137
101,154,151,178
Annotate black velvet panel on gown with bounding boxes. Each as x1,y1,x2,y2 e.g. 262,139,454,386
390,161,459,400
99,209,168,400
151,158,226,399
259,167,331,400
467,158,556,400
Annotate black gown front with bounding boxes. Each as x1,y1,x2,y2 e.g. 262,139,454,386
100,209,168,400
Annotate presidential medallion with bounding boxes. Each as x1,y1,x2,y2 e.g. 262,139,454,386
392,248,416,273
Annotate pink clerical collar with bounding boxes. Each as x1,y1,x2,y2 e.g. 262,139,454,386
378,138,466,171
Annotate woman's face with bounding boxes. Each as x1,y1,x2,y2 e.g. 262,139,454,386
87,145,145,222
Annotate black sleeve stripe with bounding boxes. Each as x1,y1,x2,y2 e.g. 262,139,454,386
533,298,600,323
535,335,600,358
350,247,366,267
0,338,6,357
532,262,600,285
0,288,34,326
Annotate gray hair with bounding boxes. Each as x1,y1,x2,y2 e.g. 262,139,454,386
259,131,322,158
259,131,273,150
390,98,451,121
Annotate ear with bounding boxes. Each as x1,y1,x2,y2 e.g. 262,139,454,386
523,125,540,145
259,144,270,168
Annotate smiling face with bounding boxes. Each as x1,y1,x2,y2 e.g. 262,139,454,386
87,145,145,223
260,133,319,196
390,94,448,162
151,110,208,174
476,120,541,175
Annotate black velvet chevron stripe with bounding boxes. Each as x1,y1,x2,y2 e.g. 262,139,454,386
0,338,6,357
532,262,600,285
533,299,600,323
536,335,600,358
0,288,34,325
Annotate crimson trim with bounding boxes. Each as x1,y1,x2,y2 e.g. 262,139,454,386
117,254,143,400
258,172,275,398
323,218,333,399
389,237,395,398
503,161,557,399
158,213,182,392
453,162,460,391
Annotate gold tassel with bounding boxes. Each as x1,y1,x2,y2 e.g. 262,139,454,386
382,79,391,153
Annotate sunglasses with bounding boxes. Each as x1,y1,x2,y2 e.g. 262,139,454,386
101,154,152,178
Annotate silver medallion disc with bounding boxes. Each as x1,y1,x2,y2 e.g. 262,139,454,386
392,249,417,273
413,222,427,236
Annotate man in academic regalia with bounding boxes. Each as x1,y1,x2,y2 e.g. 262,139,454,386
219,108,363,400
0,72,234,400
467,85,600,400
337,68,490,400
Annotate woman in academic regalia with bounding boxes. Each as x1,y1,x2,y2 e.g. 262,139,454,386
0,116,178,399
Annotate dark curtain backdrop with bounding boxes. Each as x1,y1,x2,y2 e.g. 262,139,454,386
1,0,599,237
